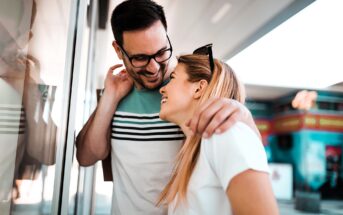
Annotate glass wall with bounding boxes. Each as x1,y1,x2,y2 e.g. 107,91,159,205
0,0,79,214
67,0,115,213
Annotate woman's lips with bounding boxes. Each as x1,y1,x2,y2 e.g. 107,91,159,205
161,96,167,104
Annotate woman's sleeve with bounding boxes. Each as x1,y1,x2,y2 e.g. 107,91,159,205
202,122,270,190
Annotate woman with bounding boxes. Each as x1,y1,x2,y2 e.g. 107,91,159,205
157,52,279,215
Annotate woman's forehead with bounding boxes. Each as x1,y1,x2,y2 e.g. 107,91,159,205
175,63,186,73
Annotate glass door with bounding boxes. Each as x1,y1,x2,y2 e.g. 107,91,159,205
0,0,88,214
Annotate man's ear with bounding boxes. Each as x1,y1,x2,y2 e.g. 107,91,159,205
112,41,123,60
194,80,208,99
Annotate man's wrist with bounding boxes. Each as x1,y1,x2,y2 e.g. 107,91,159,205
101,87,123,105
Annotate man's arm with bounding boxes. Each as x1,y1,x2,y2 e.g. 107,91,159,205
187,98,260,138
75,94,117,166
76,65,133,166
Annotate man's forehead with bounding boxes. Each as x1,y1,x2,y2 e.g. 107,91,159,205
122,21,168,54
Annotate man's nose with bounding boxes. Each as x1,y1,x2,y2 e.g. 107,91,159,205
146,58,160,73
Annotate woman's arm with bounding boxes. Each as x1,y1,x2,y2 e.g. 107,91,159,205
226,169,279,215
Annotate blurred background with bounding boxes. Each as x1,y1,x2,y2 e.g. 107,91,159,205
0,0,342,214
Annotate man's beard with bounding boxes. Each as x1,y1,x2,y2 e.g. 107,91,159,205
125,61,167,90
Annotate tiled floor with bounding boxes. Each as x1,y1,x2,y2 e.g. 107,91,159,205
11,199,343,214
278,200,343,215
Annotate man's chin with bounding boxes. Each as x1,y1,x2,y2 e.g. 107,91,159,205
142,79,163,90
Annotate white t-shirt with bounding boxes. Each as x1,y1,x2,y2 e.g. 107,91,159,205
168,122,269,215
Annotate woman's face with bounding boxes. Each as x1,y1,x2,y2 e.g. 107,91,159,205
159,63,198,124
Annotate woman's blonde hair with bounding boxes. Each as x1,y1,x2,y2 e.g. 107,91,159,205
157,54,245,206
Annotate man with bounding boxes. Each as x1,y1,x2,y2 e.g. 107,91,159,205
76,0,259,214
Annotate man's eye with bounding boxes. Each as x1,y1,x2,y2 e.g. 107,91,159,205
156,50,167,57
133,56,148,62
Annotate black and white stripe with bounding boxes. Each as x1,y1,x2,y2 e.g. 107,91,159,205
112,112,184,141
0,105,26,134
113,112,163,123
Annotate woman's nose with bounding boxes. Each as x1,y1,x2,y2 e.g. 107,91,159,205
160,86,165,94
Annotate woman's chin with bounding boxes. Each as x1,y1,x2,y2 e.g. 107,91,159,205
159,111,167,121
159,110,175,123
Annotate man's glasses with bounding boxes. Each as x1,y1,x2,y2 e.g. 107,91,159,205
193,43,214,73
119,36,173,68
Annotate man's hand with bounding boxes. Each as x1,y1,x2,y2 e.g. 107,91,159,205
104,64,133,101
186,98,260,138
76,65,133,166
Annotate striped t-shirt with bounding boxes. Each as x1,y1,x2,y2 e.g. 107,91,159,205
0,78,26,213
110,86,184,215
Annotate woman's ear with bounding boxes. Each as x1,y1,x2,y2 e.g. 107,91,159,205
112,41,123,60
194,80,208,99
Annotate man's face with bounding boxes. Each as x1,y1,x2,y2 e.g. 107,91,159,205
114,21,174,90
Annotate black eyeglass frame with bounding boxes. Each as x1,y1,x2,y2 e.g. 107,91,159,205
118,35,173,68
193,43,214,73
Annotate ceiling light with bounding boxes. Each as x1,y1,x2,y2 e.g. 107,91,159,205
211,3,232,24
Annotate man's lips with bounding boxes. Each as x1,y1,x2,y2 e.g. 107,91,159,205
141,72,160,82
139,69,160,78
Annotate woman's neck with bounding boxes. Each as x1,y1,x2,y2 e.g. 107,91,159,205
179,121,194,138
173,104,197,138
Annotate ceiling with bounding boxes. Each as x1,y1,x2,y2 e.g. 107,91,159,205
159,0,315,60
156,0,317,100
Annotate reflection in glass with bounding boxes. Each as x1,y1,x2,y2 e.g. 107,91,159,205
0,0,72,214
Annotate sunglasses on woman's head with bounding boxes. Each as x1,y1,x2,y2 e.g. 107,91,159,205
193,43,214,73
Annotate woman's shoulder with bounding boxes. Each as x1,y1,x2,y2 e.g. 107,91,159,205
201,121,267,165
203,122,260,146
201,122,269,185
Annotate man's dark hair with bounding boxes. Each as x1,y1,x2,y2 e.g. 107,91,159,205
111,0,167,47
